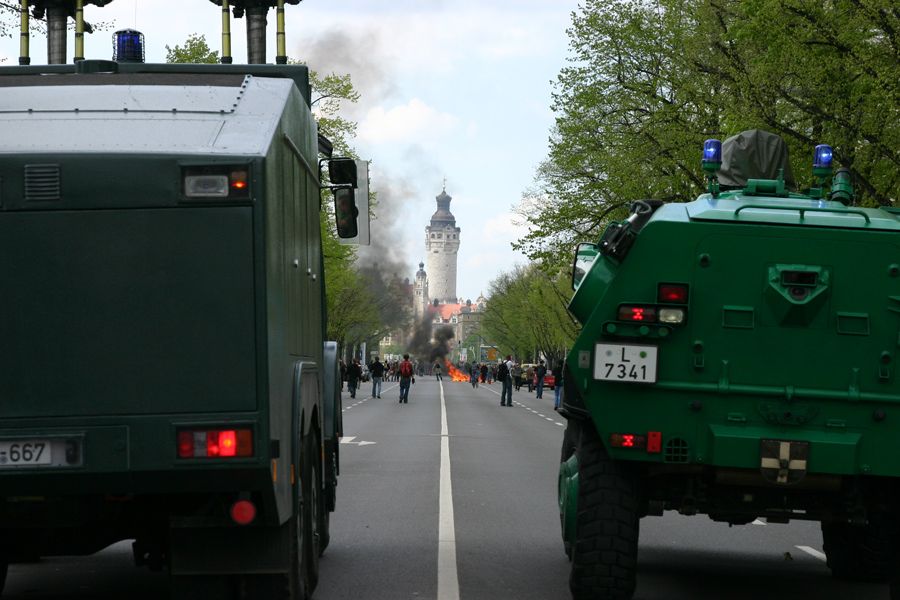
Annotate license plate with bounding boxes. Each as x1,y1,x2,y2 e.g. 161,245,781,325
0,440,52,466
594,343,658,383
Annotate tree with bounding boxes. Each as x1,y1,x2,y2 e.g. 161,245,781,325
165,33,218,64
480,264,580,365
520,0,900,264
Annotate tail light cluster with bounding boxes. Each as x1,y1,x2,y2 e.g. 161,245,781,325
610,431,662,453
617,284,689,325
177,428,254,459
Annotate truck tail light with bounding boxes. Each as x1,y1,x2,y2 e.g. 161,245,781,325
611,431,662,453
177,428,254,459
658,284,688,303
617,305,657,322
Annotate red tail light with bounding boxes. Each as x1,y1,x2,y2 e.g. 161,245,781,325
658,284,688,303
617,305,657,322
177,428,254,459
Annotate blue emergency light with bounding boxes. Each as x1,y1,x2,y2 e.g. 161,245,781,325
113,29,145,63
813,144,833,170
703,139,722,165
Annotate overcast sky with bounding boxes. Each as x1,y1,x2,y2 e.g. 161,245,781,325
0,0,584,301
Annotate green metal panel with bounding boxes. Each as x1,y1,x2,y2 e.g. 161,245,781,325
567,195,900,478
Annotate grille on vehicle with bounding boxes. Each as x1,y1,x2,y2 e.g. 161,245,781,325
25,164,61,201
664,437,691,464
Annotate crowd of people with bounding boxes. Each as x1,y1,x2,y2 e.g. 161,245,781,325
339,355,566,410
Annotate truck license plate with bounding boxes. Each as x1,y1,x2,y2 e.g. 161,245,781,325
0,440,51,466
594,343,658,383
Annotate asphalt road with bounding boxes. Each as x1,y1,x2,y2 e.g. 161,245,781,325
2,377,892,599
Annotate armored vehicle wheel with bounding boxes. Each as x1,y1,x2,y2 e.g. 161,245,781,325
822,520,890,583
569,421,639,600
559,417,582,559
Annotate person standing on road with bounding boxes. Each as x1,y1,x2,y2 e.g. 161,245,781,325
433,361,443,381
499,355,514,407
369,356,385,398
535,359,547,399
398,354,415,403
512,362,523,391
470,363,480,388
552,360,564,410
346,358,362,399
526,365,535,392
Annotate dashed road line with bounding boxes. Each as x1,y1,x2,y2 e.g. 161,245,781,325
795,545,827,561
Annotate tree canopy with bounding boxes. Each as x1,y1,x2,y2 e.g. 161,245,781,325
518,0,900,266
480,264,580,366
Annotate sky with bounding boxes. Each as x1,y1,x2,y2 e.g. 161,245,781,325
0,0,584,302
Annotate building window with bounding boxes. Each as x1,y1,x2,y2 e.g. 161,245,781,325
431,234,435,238
437,233,442,238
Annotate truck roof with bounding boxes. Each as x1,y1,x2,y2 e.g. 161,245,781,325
0,62,308,157
682,196,900,231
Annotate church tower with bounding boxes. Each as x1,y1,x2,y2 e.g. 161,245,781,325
425,186,460,304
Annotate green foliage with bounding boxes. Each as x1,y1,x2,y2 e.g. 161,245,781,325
521,0,900,264
165,34,219,64
480,264,580,365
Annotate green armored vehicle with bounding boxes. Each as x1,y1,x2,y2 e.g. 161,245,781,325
558,130,900,599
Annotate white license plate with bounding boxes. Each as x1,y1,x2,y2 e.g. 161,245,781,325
594,343,658,383
0,440,52,466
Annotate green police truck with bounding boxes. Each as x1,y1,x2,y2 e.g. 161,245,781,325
0,55,364,599
558,130,900,599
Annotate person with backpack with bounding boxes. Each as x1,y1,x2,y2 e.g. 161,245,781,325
433,361,443,381
499,355,514,406
535,359,548,399
398,353,415,403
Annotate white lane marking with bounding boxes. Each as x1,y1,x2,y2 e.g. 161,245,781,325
752,519,766,525
438,381,460,600
795,545,827,561
468,384,566,426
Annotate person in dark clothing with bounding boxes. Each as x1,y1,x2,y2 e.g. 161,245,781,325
346,358,362,398
369,357,385,398
535,360,547,399
480,363,488,383
552,360,564,410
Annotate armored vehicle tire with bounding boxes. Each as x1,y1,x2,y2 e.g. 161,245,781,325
569,421,640,600
559,417,582,559
821,520,891,583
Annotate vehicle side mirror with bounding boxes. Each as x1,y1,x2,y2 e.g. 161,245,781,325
328,158,357,187
334,188,359,239
572,242,599,290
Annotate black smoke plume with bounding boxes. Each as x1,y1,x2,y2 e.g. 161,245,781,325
408,321,455,364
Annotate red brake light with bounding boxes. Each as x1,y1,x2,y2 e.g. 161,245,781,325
231,171,248,189
658,284,688,303
177,428,254,459
617,305,657,322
